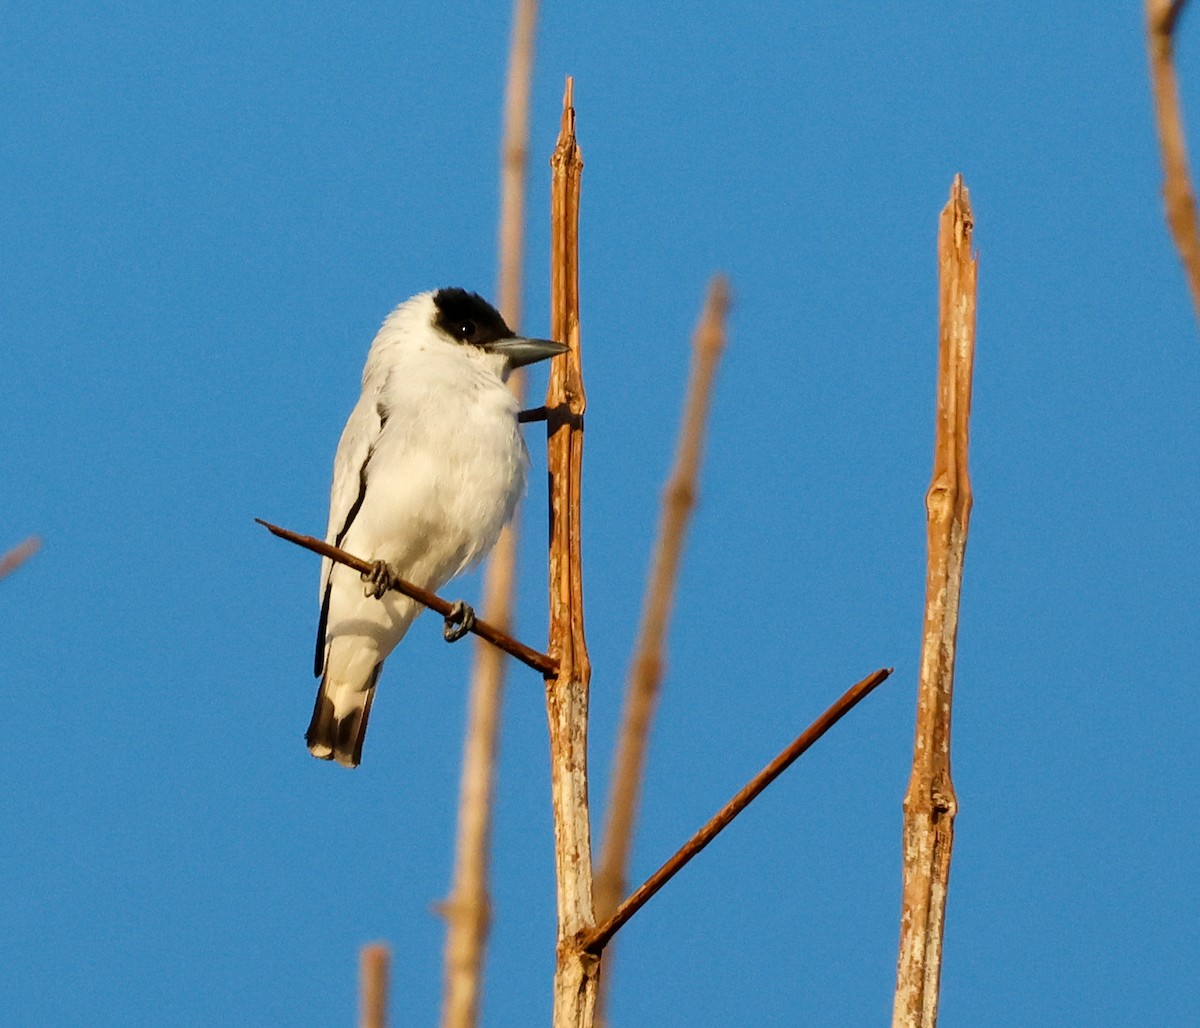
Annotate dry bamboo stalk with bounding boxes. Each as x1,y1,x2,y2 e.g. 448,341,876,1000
1147,1,1200,324
440,4,539,1026
545,77,599,1028
892,175,976,1028
359,943,390,1028
0,536,40,581
592,277,730,1019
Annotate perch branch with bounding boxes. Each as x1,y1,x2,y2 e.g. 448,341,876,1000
892,175,976,1028
1147,0,1200,323
0,536,40,581
441,3,541,1025
545,77,599,1028
255,519,557,676
584,666,894,954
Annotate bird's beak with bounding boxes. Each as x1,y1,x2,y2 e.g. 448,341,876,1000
481,337,568,368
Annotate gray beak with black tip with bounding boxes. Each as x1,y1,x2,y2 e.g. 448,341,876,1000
481,336,568,368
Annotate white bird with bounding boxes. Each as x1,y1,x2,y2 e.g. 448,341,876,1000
308,288,565,767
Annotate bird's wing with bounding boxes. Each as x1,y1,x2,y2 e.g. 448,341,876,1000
314,393,386,676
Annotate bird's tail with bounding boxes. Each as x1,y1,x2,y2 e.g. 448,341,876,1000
306,663,382,768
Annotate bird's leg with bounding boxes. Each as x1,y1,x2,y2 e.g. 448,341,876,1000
361,560,395,599
443,600,476,643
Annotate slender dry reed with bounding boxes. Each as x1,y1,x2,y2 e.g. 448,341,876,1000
0,536,40,581
440,4,540,1025
593,277,730,1019
1147,1,1200,324
544,78,599,1028
584,666,893,954
496,0,538,331
359,943,390,1028
892,176,976,1028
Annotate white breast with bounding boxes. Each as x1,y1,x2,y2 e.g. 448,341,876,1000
344,338,528,589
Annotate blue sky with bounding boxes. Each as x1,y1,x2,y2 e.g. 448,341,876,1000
3,3,1198,1025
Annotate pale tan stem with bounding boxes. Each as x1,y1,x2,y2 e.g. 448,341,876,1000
893,176,976,1028
1147,1,1200,325
440,4,539,1026
359,943,390,1028
497,0,538,332
545,77,599,1028
593,277,730,1019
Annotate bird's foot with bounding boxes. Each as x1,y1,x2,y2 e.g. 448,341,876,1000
443,600,476,643
361,561,395,599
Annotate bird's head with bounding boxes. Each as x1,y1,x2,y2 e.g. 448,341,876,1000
427,287,566,370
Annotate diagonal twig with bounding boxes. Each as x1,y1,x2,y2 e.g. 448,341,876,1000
1147,0,1200,323
583,666,894,954
255,519,557,676
0,536,41,581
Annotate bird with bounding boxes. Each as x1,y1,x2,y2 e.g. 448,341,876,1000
307,288,566,767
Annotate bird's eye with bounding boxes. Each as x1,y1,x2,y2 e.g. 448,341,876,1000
456,320,477,339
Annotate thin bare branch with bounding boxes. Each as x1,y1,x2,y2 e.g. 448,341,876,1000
359,943,390,1028
545,77,599,1028
1147,0,1200,323
583,666,893,954
593,277,730,1019
441,3,540,1026
0,536,40,581
255,519,556,676
517,405,548,423
892,176,976,1028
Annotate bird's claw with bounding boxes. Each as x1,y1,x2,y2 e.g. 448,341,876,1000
361,561,394,599
443,600,476,643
